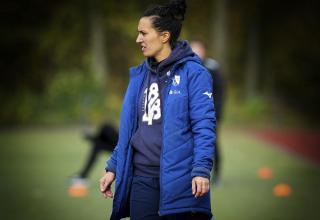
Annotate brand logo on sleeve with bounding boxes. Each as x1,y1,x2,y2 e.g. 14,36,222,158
203,91,213,98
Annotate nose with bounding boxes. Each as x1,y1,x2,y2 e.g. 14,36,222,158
136,34,142,44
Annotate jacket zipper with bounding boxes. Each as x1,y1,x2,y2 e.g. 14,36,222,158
135,70,147,130
158,71,173,216
120,67,146,214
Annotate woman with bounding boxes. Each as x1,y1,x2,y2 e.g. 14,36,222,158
100,0,216,219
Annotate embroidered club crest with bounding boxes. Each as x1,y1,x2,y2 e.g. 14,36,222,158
172,75,180,86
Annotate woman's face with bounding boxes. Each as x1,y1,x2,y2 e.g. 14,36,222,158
136,17,165,60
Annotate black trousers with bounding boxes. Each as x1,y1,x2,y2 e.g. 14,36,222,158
130,176,211,220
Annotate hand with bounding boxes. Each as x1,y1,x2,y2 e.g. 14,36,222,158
99,171,115,198
192,176,210,198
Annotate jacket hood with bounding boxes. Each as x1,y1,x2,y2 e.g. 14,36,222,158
129,41,201,78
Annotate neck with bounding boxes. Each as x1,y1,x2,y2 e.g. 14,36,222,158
155,44,172,62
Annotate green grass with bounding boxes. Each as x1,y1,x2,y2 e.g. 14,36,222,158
0,127,319,220
214,129,320,220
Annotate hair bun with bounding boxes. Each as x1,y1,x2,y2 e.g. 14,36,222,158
168,0,187,21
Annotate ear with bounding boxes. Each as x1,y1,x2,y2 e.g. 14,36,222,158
161,31,170,44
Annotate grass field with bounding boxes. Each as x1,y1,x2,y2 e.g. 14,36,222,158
0,126,319,220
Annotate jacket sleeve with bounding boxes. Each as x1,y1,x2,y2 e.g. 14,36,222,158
188,67,216,179
105,67,140,175
105,81,132,174
106,146,118,174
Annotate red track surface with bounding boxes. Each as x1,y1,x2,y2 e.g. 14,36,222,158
251,129,320,165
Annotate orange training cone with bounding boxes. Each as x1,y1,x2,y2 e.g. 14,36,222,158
258,166,273,179
273,183,292,197
68,184,88,197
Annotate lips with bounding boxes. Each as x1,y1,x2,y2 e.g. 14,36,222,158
141,45,146,52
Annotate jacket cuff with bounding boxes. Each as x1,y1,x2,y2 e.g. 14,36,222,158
105,160,116,174
191,167,211,179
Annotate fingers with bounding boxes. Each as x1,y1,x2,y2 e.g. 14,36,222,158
100,181,113,198
99,175,114,198
192,178,196,195
102,187,113,198
192,177,209,198
99,176,107,192
195,179,202,197
201,180,209,196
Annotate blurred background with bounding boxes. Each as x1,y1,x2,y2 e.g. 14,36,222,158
1,0,319,219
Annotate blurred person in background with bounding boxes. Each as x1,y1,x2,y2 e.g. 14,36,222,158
191,40,226,185
69,123,118,190
99,0,216,219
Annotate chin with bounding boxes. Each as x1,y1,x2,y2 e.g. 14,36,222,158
143,51,151,57
143,51,156,58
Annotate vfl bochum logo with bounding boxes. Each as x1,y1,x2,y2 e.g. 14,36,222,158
172,75,180,86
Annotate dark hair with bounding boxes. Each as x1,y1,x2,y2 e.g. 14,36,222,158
143,0,187,48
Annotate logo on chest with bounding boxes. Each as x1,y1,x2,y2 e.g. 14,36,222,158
172,75,180,86
142,83,161,125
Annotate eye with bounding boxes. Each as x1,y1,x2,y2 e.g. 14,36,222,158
139,31,146,36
